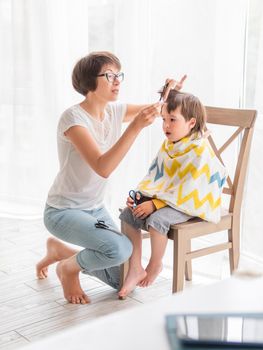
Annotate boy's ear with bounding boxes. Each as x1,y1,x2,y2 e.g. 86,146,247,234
189,117,196,129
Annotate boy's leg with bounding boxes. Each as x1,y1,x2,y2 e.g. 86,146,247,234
139,206,191,287
139,226,168,287
118,221,146,298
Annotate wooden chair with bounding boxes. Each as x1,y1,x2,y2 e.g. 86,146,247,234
120,106,257,293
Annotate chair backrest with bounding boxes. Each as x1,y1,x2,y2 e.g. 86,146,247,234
205,106,257,216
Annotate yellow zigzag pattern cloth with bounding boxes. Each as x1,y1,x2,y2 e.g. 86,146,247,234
137,134,227,223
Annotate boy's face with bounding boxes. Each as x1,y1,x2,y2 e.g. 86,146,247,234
161,105,196,143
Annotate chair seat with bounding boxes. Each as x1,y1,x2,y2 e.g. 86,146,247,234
168,209,233,239
121,207,233,240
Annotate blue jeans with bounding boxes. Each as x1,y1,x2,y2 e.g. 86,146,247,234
44,204,132,290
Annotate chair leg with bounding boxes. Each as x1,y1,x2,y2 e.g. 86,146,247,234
185,240,192,281
172,230,186,293
228,218,240,274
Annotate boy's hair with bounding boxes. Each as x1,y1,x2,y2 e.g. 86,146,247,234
166,90,207,135
72,51,121,96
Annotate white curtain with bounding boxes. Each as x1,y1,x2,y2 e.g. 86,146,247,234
242,0,263,263
0,0,90,218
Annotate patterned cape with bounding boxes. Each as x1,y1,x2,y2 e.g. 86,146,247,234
137,133,227,223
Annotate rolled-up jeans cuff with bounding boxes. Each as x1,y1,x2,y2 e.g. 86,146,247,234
76,252,91,273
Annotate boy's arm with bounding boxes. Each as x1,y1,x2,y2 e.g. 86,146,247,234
152,198,167,210
132,199,167,219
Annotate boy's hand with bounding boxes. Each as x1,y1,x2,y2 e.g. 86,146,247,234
126,196,135,209
133,200,155,219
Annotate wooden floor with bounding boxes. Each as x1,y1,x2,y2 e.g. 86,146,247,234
0,216,256,350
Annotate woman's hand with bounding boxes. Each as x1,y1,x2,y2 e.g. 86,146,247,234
132,200,155,219
162,74,187,101
131,102,162,131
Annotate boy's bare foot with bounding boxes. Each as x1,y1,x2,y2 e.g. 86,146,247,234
118,267,147,299
138,262,163,287
56,260,90,304
36,237,77,279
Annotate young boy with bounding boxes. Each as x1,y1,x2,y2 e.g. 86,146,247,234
118,90,227,299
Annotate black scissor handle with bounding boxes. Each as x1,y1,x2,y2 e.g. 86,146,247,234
95,220,109,229
129,190,143,205
94,220,122,236
129,190,136,200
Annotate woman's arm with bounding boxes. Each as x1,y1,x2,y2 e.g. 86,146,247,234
123,75,187,123
123,104,150,122
65,103,161,178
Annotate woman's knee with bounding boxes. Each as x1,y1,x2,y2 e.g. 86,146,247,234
107,235,133,265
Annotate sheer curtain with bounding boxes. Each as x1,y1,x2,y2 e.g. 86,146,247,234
242,0,263,263
0,0,90,218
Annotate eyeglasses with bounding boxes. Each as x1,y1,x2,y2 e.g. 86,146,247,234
96,72,124,83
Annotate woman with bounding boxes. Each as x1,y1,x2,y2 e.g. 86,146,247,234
36,51,185,304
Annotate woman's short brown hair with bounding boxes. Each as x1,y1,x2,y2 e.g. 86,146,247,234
72,51,121,96
166,90,207,135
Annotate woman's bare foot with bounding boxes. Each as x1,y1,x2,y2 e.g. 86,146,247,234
36,237,78,279
56,258,90,304
138,262,163,287
118,267,147,299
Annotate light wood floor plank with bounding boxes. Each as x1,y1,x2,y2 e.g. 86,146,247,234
0,331,29,349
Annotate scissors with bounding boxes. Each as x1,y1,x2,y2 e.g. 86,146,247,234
159,82,169,102
95,220,123,236
129,190,143,207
